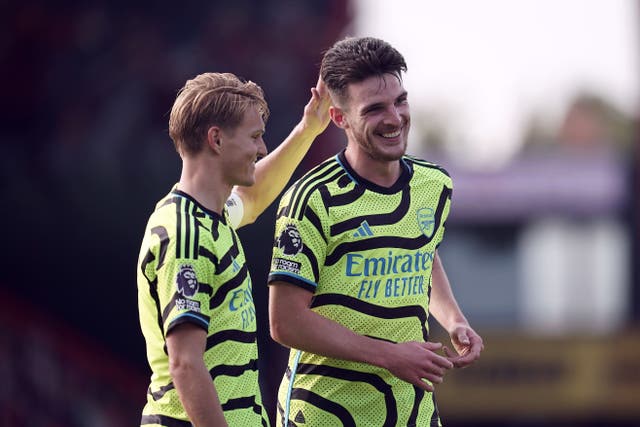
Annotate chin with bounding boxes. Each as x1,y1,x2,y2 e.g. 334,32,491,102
243,175,256,187
375,145,406,162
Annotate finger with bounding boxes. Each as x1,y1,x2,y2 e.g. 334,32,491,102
309,86,330,113
452,349,481,367
309,87,320,103
462,338,483,357
421,372,444,385
423,341,443,351
424,365,446,378
456,331,470,346
442,345,456,358
431,354,454,369
315,75,327,95
443,346,469,368
451,356,473,368
412,378,434,393
469,335,484,351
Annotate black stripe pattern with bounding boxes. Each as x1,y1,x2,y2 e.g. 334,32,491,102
270,152,452,425
137,188,264,424
310,293,429,341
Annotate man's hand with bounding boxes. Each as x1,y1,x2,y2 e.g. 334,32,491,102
443,324,484,368
383,341,454,392
301,75,331,136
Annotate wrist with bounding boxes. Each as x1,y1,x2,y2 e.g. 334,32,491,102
296,119,323,140
363,340,394,370
446,318,470,334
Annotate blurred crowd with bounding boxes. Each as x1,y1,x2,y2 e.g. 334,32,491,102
3,0,348,197
0,290,145,426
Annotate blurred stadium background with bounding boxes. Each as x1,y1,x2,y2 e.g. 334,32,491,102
1,1,638,426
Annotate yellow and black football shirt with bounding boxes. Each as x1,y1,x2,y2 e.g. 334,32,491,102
137,187,268,426
268,150,452,427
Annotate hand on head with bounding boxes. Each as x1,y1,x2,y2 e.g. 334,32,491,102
302,75,332,136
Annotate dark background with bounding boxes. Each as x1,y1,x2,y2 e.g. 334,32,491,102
1,1,350,424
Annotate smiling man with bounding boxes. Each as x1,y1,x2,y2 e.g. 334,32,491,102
137,72,330,427
268,37,484,426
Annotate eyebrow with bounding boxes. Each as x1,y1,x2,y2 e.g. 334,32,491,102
360,102,385,115
360,90,408,115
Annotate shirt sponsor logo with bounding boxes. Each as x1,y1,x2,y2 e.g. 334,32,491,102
345,250,434,277
272,257,302,275
229,287,253,311
346,250,434,301
228,279,256,330
176,264,199,297
277,224,303,256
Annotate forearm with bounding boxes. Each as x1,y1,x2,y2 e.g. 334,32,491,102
172,361,227,427
269,282,393,369
270,282,456,390
167,326,227,426
272,301,393,369
429,252,469,332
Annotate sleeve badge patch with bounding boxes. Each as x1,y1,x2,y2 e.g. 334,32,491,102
176,264,199,298
277,224,304,256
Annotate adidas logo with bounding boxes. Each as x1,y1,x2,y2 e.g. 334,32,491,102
294,409,306,423
352,220,374,238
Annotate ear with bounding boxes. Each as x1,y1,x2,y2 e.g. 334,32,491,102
329,106,349,129
207,126,222,153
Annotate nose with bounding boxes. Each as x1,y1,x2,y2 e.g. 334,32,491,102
257,138,268,157
384,105,403,126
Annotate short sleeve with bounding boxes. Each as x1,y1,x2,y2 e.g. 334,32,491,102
434,174,453,249
153,234,213,334
268,188,327,293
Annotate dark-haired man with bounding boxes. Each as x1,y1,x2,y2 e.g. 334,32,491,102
268,37,483,426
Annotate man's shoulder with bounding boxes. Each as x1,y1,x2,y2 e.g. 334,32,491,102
278,155,346,219
294,155,344,186
404,154,452,186
285,155,345,197
404,154,450,176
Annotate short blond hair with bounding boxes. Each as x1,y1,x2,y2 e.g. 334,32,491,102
169,72,269,155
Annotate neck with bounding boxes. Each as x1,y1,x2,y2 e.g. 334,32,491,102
177,156,230,214
344,146,402,188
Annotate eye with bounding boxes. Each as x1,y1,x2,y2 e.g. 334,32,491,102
362,105,383,116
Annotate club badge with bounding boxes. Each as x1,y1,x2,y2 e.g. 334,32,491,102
417,208,435,239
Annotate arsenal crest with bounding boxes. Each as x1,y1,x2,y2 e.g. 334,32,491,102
416,208,435,239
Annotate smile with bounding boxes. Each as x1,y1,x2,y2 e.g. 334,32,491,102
380,129,401,138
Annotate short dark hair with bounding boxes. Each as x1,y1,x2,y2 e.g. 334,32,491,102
320,37,407,104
